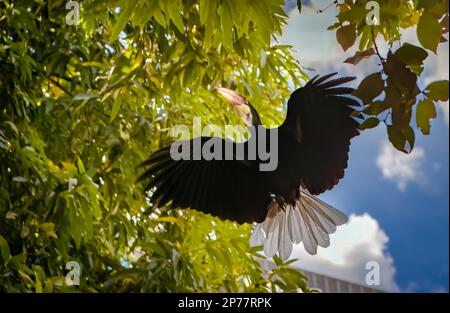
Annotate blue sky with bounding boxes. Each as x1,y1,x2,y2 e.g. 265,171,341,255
279,1,449,292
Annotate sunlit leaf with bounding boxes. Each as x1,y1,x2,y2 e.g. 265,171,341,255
110,4,136,42
417,11,441,53
416,98,437,135
426,80,449,101
110,93,123,123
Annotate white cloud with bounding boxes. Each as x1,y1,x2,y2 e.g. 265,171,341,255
376,141,426,191
290,213,399,292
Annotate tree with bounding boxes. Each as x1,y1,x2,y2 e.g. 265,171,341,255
0,0,447,292
330,0,449,152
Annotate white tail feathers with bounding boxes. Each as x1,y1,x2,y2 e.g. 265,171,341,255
249,189,348,260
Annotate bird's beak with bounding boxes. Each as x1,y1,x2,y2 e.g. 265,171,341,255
215,87,248,107
215,87,253,126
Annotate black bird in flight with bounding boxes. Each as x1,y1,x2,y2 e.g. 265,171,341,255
139,73,360,260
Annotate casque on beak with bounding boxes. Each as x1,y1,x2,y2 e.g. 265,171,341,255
215,87,253,126
215,87,248,106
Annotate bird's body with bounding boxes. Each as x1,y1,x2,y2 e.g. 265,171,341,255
139,73,360,260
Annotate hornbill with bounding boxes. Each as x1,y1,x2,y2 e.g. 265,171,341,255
139,73,360,260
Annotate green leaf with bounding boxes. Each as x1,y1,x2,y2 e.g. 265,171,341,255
358,27,373,50
352,72,384,103
297,0,302,14
157,216,184,226
338,5,365,23
387,124,415,153
387,125,406,153
201,0,217,50
426,80,449,101
416,98,437,135
0,235,11,263
77,158,86,174
418,0,448,17
110,93,123,123
32,265,47,293
32,264,47,283
417,11,441,53
21,226,30,238
44,279,54,293
218,1,233,51
199,0,212,25
394,43,428,66
272,255,283,266
152,8,167,27
359,117,380,130
336,24,356,51
162,1,185,33
110,4,135,42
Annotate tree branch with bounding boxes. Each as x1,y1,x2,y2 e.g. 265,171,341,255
48,77,73,97
371,27,385,67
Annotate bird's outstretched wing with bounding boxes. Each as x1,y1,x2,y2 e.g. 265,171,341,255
138,137,271,224
284,73,361,195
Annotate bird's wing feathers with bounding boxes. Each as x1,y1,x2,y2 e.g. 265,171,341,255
139,73,359,230
251,188,348,259
289,73,360,194
138,137,271,224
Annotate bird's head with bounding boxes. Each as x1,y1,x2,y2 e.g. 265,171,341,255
215,87,261,127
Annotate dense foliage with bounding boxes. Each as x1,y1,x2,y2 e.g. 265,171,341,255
0,0,448,292
331,0,449,152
